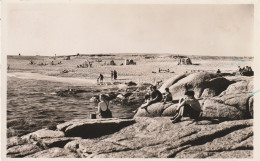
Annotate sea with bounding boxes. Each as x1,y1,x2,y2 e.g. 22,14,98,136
7,76,142,137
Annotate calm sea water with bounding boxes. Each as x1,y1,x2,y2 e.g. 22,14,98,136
7,77,142,137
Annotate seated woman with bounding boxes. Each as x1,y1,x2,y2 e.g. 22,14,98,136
97,94,112,118
171,91,202,123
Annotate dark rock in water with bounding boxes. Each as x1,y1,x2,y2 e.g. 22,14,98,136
126,81,137,86
57,118,135,138
25,147,79,158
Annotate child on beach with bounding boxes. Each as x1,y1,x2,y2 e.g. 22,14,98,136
97,94,112,118
171,91,202,123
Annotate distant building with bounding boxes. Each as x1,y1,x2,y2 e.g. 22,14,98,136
178,57,192,65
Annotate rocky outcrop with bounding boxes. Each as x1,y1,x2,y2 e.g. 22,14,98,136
135,72,253,120
57,118,135,138
162,72,232,99
7,117,253,158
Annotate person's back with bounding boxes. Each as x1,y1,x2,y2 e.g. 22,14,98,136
184,98,202,112
151,89,163,102
98,95,112,118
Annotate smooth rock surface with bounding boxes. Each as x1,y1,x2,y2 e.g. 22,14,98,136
57,118,135,138
25,147,79,158
7,117,253,158
62,117,252,158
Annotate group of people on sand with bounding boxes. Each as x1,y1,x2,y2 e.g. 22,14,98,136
97,70,118,83
111,70,118,80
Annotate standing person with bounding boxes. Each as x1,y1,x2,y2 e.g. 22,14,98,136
141,85,163,109
97,94,112,118
111,71,114,80
97,74,104,83
114,70,117,80
171,91,202,123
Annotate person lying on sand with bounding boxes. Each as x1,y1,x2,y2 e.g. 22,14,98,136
141,85,162,109
97,94,112,118
162,88,173,104
171,91,202,123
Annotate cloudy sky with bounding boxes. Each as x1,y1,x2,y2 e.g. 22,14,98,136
3,2,254,56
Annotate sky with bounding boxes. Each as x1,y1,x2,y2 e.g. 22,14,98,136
3,2,254,56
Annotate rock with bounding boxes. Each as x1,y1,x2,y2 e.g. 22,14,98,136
175,126,253,158
57,118,135,138
7,144,42,157
201,99,244,120
25,147,79,158
126,81,137,86
7,136,27,149
201,88,216,97
22,129,65,141
134,102,173,117
40,137,81,148
65,139,130,158
159,74,188,93
160,72,231,100
8,117,253,158
61,117,252,158
220,80,253,96
161,104,179,116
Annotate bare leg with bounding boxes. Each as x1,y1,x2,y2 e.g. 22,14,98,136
172,106,184,123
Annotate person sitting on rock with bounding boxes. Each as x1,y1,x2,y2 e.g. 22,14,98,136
162,88,173,104
171,90,202,123
216,69,221,74
141,85,162,109
97,94,112,118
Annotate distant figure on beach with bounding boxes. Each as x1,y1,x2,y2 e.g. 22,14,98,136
97,94,112,118
216,69,221,74
97,74,104,83
114,70,117,80
141,85,163,109
171,91,202,123
111,71,114,80
162,88,173,104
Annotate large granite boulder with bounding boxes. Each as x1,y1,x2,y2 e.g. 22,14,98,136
135,73,253,120
57,118,135,138
134,103,179,118
160,72,232,100
63,117,253,158
7,117,253,158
